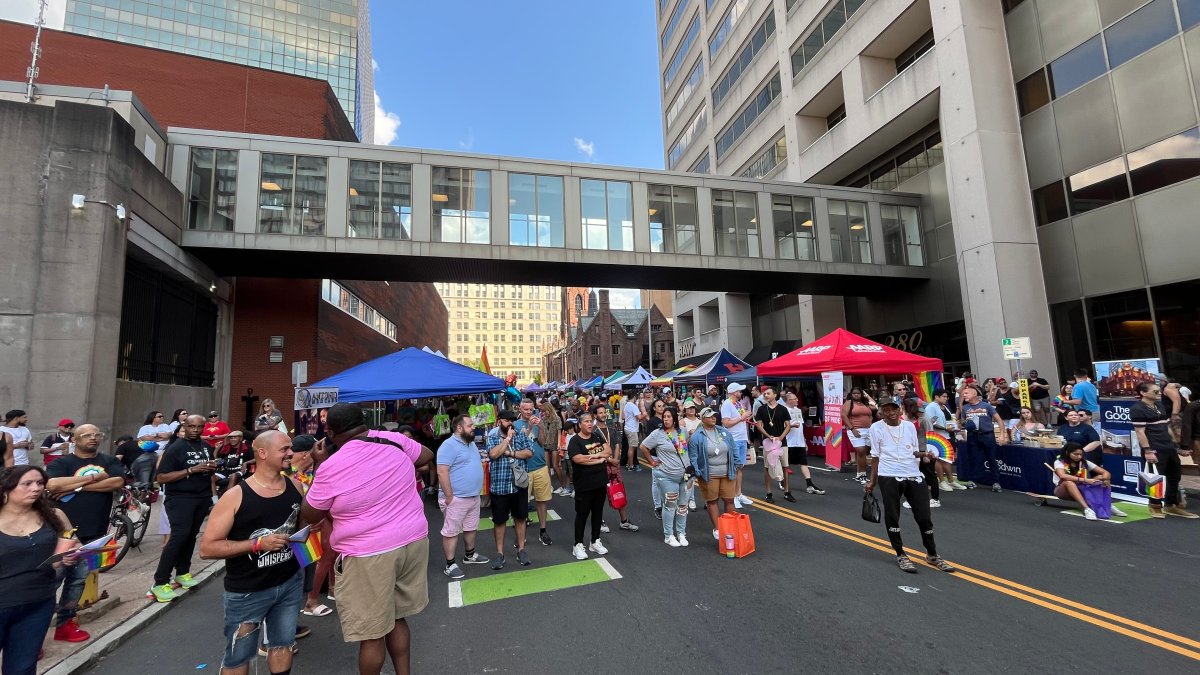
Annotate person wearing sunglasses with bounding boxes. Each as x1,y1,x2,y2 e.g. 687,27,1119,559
40,419,76,466
137,411,173,452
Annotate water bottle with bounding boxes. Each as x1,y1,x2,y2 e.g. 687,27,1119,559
1012,427,1022,444
279,504,301,535
724,533,735,558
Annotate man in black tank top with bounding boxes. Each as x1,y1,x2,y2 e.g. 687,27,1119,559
201,431,308,675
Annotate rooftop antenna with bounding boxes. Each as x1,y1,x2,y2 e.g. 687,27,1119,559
25,0,47,102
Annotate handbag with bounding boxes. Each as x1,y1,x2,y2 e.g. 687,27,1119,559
1077,483,1112,519
745,444,758,466
1139,462,1166,500
607,476,627,510
511,458,529,489
861,491,881,523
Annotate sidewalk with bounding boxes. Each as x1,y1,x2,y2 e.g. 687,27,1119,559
39,508,223,674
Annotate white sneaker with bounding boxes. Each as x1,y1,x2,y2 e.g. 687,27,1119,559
600,521,610,533
677,534,689,547
589,539,608,555
552,487,565,496
572,543,587,560
902,500,911,509
1083,508,1097,521
939,481,956,492
1111,506,1128,517
712,529,719,540
737,494,751,507
688,499,697,511
665,535,681,547
929,499,941,508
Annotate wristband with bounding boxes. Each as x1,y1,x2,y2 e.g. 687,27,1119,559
252,537,262,554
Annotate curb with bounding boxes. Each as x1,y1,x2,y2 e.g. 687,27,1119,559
43,562,225,675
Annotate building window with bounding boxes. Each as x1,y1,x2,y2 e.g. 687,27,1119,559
187,148,237,232
880,204,923,266
1127,126,1200,195
258,153,327,235
712,189,760,257
690,153,711,174
790,0,869,76
432,167,490,244
895,29,935,73
664,15,701,87
648,184,700,254
837,124,942,190
1031,181,1069,226
668,106,707,169
1183,0,1200,29
348,160,412,239
1066,157,1129,214
715,72,782,159
1089,289,1156,361
321,280,397,341
771,194,816,261
509,174,565,247
740,136,787,179
712,10,776,110
1104,0,1176,69
665,60,704,128
828,199,871,263
1047,35,1106,99
826,104,847,130
1002,0,1027,12
661,0,692,49
581,179,634,251
709,0,750,59
591,345,601,356
1016,70,1050,116
117,258,217,387
1153,279,1200,387
612,345,621,355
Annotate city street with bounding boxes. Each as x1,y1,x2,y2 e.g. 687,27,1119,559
84,468,1200,674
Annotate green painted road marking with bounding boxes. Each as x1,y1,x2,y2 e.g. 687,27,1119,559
1062,502,1154,524
447,558,621,608
478,508,560,530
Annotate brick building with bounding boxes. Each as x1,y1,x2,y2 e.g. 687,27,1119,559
546,290,674,383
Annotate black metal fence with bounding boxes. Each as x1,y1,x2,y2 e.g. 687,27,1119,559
118,259,218,387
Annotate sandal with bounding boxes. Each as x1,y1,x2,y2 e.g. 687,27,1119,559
301,603,334,617
926,555,956,573
896,555,917,573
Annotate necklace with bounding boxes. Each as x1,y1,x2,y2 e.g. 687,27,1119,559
886,423,904,442
251,475,285,493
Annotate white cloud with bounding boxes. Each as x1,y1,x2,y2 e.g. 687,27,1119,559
372,91,400,145
573,137,595,160
605,288,640,310
458,127,475,151
0,0,66,28
371,58,379,72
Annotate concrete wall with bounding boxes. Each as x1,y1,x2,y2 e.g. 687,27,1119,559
112,381,225,441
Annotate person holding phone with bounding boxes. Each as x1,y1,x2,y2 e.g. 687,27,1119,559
150,414,217,603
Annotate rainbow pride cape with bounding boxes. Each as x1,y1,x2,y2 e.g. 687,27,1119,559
913,371,943,403
925,432,955,462
288,531,323,568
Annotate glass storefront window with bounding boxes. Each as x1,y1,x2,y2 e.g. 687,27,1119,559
1032,180,1069,226
880,204,923,266
712,189,760,257
188,147,237,231
348,160,412,239
1050,300,1091,381
1127,127,1200,195
508,174,565,248
1088,289,1156,361
828,199,871,263
771,194,816,261
1067,156,1130,214
1048,35,1106,98
1103,0,1177,69
432,167,490,244
258,153,327,236
648,185,700,254
1152,279,1200,389
581,179,633,251
1182,0,1200,29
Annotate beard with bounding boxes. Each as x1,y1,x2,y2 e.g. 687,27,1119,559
458,430,475,444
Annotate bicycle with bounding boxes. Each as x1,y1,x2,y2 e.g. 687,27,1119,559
113,481,154,548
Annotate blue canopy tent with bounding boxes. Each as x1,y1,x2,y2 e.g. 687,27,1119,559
726,366,759,385
309,347,506,402
579,375,605,389
674,349,753,386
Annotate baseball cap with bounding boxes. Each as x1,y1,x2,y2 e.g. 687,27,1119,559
727,382,746,394
291,435,316,452
879,400,900,410
683,398,698,409
996,378,1008,385
497,410,519,421
208,410,219,417
57,418,75,427
699,407,718,419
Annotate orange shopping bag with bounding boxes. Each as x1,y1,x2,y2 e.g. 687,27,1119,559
717,512,755,558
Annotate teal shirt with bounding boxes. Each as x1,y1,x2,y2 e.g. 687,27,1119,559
514,419,547,471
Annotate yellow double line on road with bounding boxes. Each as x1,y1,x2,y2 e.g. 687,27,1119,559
747,497,1200,661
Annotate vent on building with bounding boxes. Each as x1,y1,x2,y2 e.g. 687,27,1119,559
269,336,285,348
269,352,284,363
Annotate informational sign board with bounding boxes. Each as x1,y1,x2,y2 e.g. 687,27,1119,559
292,361,308,387
1001,337,1032,360
821,371,845,469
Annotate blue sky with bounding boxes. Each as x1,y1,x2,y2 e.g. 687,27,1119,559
371,1,664,170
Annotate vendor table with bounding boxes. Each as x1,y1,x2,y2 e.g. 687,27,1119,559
955,441,1059,495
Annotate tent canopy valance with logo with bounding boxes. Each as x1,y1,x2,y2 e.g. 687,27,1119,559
757,328,943,376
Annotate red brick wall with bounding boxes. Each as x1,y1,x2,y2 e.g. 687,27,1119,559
0,20,356,141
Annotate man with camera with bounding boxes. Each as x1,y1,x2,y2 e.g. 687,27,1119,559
486,410,534,569
151,414,217,603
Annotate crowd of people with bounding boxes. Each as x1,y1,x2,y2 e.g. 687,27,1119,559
1,363,1197,673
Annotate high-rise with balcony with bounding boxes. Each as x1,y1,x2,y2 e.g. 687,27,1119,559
658,0,1200,385
61,0,374,142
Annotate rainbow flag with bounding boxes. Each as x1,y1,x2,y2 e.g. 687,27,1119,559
925,432,955,462
288,531,323,568
79,540,118,571
480,346,492,375
913,371,943,403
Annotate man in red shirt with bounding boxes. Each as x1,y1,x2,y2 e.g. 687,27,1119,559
202,411,231,448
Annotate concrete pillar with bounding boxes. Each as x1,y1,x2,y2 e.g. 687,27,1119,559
411,164,432,242
325,157,349,238
932,0,1058,379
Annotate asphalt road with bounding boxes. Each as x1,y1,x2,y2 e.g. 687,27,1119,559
85,468,1200,674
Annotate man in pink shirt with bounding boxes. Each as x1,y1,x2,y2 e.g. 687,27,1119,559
303,404,434,675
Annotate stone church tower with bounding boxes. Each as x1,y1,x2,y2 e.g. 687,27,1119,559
561,287,590,340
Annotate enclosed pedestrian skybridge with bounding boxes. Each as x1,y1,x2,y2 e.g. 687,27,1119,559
169,129,929,295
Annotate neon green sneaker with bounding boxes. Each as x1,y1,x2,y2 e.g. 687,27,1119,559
150,584,178,603
174,573,198,589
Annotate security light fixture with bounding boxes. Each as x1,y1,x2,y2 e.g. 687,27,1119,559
71,193,127,221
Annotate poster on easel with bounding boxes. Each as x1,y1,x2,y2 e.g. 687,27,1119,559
821,371,845,469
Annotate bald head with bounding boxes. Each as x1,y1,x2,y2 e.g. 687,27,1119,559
74,423,101,454
252,430,292,472
183,414,206,440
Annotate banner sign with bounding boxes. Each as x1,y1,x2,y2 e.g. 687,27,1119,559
1100,454,1146,501
821,371,845,468
295,387,339,410
1098,398,1141,457
1018,378,1031,408
293,387,338,439
1002,337,1032,360
956,442,1056,495
1093,359,1161,397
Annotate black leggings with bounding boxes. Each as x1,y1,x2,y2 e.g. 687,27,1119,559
878,476,936,557
1150,447,1182,507
155,496,210,585
573,487,606,545
919,460,939,499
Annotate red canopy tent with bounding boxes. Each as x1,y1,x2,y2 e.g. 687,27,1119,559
757,328,943,376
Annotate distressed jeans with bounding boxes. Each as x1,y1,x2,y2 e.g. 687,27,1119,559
653,468,688,538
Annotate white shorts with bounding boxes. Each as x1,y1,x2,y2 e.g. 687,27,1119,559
848,433,869,449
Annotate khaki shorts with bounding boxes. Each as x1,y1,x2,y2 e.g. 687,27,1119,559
698,476,736,502
334,538,430,642
527,466,552,502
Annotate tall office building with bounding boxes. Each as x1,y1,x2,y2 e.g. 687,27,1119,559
657,0,1200,385
434,283,564,386
61,0,374,142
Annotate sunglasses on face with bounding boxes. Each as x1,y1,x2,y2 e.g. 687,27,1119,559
63,424,75,429
154,414,164,419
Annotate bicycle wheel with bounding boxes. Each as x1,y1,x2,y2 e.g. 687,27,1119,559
100,513,134,573
129,498,151,547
